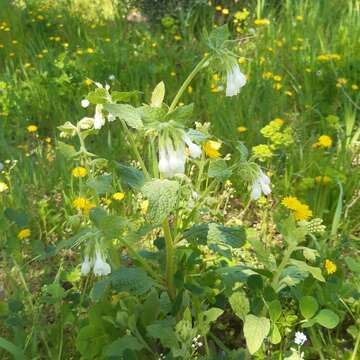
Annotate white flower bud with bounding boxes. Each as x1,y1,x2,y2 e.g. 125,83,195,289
80,256,91,275
81,99,90,108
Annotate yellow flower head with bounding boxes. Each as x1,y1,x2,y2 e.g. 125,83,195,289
237,126,247,133
72,167,88,178
222,8,229,15
235,9,250,21
87,48,94,54
84,79,92,86
18,228,31,240
296,15,304,22
281,196,302,210
112,192,125,201
324,259,337,275
73,197,95,213
254,19,270,26
27,125,38,133
204,140,222,159
0,182,9,192
314,135,332,149
252,144,273,160
294,203,313,220
273,75,282,82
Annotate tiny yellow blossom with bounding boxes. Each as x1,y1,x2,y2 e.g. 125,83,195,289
222,8,229,15
238,57,246,64
87,48,94,54
351,84,359,91
174,35,182,41
325,259,337,274
254,19,270,26
234,9,250,21
18,228,31,240
187,85,193,95
262,71,273,79
273,75,282,82
285,90,293,97
72,167,87,178
27,125,38,133
215,5,222,11
315,175,331,185
296,15,304,22
273,83,283,91
0,182,9,192
204,140,222,159
112,192,125,201
237,126,247,133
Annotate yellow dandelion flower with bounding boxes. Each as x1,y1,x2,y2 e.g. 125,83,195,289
285,90,293,97
238,57,246,64
212,73,220,81
86,48,94,54
281,196,302,210
273,83,283,91
84,79,92,86
204,140,222,159
73,197,95,213
72,167,88,178
324,259,336,274
112,192,125,201
237,126,247,133
27,125,38,133
262,71,273,79
0,182,9,192
294,203,313,221
351,84,359,91
314,135,332,149
18,228,31,240
273,75,282,82
222,8,229,15
215,5,222,11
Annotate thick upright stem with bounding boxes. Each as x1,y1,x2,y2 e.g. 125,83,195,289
162,218,175,299
168,56,209,113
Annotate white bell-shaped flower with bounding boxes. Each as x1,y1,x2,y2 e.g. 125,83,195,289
184,135,202,159
80,255,91,275
167,142,185,175
226,63,247,97
93,250,111,276
250,170,271,200
93,104,105,129
158,147,172,178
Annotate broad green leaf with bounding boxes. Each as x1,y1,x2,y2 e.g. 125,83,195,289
87,87,108,104
91,279,110,302
208,159,232,181
104,103,143,129
279,216,307,246
105,335,143,357
315,309,339,329
56,141,77,158
289,259,325,282
208,24,229,50
110,268,154,295
4,208,28,228
111,90,140,103
166,103,194,123
299,296,319,319
86,175,113,195
89,208,126,239
141,179,180,224
76,324,109,358
151,81,165,107
208,223,246,248
114,162,145,190
268,300,282,322
141,289,160,326
243,315,270,355
147,319,177,348
229,292,250,321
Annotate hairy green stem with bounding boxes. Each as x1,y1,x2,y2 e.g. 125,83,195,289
351,331,360,360
271,245,295,290
120,119,150,179
168,56,209,113
162,219,175,299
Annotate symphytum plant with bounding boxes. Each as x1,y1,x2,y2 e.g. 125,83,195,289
54,25,311,359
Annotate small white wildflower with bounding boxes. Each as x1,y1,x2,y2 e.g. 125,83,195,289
294,331,307,346
81,99,90,108
226,63,247,97
93,250,111,276
93,104,105,129
108,74,115,81
250,169,271,200
80,256,91,275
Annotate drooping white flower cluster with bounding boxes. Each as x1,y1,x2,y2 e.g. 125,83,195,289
81,248,111,276
158,134,202,178
226,63,247,97
250,169,271,200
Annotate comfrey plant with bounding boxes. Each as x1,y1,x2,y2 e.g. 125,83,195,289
55,26,340,360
